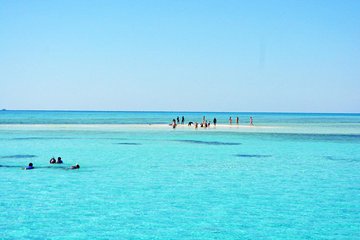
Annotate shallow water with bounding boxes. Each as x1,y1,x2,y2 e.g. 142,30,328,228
1,111,359,239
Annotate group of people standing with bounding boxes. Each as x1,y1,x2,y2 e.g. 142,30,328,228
171,116,185,128
171,116,217,129
171,115,253,129
229,116,254,125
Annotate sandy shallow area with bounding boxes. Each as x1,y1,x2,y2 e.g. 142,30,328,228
0,123,359,135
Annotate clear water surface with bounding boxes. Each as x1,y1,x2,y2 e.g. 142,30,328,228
0,111,359,239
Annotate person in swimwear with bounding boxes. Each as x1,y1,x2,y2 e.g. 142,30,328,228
172,119,177,129
25,162,34,170
50,157,56,164
71,164,80,169
57,157,63,164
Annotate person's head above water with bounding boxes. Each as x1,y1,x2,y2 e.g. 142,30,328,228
71,163,80,169
25,162,34,170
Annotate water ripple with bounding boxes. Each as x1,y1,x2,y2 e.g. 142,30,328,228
324,156,359,163
235,154,272,158
1,154,37,159
177,140,241,145
115,143,141,145
12,137,74,140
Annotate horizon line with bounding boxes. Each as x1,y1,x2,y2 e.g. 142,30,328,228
1,109,359,115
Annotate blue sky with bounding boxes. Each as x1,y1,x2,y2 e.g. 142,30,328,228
0,0,359,112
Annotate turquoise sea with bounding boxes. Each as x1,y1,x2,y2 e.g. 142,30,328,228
1,111,359,239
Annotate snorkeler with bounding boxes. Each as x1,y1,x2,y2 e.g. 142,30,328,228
25,162,34,170
70,164,80,169
57,157,63,164
49,157,56,164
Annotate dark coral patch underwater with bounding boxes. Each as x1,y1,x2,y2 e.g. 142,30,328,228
1,154,37,159
235,154,272,158
115,143,141,145
177,140,241,146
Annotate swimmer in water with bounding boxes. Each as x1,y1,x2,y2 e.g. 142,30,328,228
70,164,80,169
50,157,56,164
25,162,34,170
57,157,63,164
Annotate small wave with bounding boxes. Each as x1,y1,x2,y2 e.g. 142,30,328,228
0,165,23,168
0,165,74,170
177,140,241,145
324,156,359,163
235,154,271,158
115,143,141,145
12,137,74,140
